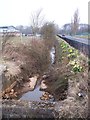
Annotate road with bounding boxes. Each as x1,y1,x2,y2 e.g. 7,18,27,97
58,35,90,45
64,35,89,45
57,34,90,57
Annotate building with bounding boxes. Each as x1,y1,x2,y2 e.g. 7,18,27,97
0,26,21,36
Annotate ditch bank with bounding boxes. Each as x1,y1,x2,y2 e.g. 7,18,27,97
1,43,57,102
1,37,88,118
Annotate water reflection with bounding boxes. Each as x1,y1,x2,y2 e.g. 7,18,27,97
50,47,55,64
20,87,44,101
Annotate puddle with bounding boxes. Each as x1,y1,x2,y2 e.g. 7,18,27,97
20,86,44,101
20,86,55,102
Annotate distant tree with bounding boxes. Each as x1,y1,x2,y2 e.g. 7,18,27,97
71,9,80,35
63,24,67,34
62,24,71,35
16,25,24,34
54,24,60,34
30,8,45,35
79,24,88,34
16,25,32,35
16,25,23,31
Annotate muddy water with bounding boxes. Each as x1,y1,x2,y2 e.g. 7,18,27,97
20,47,55,102
20,86,44,101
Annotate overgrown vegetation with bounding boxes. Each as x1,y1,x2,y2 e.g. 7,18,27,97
41,22,56,50
3,38,50,76
56,38,88,118
1,37,51,99
60,41,83,73
43,37,88,120
2,21,58,98
41,22,60,64
1,32,88,118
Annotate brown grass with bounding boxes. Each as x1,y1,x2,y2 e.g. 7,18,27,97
2,37,51,98
3,37,50,76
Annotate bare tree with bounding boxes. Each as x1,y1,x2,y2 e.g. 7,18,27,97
71,9,80,35
30,8,45,35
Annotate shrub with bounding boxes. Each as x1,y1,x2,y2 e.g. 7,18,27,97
28,39,51,74
3,38,51,79
40,22,56,50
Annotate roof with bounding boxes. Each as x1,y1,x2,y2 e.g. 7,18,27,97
0,26,17,29
0,26,20,33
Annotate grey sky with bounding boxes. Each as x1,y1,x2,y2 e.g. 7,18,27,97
0,0,89,27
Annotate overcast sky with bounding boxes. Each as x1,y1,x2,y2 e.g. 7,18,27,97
0,0,89,27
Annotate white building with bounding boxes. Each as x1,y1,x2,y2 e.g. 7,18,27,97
0,26,21,36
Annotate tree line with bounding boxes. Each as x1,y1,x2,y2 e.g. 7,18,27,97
16,9,88,36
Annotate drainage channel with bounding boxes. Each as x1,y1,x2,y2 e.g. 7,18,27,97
19,47,55,102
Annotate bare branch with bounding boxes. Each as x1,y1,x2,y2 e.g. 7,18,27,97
71,9,80,35
30,8,45,35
